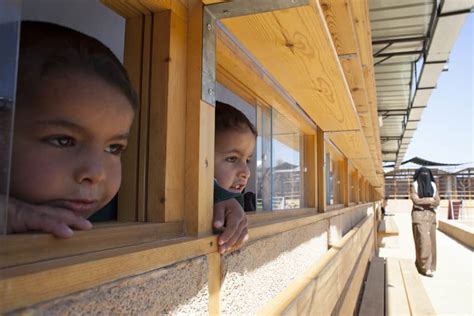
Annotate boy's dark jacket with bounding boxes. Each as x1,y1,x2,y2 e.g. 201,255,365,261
214,180,256,212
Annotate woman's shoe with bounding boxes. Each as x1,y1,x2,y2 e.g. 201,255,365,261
424,269,434,277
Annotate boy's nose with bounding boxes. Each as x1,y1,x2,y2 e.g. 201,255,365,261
74,153,106,185
238,164,251,179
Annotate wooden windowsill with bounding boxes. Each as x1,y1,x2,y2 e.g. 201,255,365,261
0,221,184,269
326,204,345,211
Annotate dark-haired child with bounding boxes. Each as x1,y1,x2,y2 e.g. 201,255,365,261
213,101,257,253
7,21,254,252
6,21,137,237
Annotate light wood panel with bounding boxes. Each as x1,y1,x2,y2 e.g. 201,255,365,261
118,16,144,221
136,14,153,221
399,259,436,315
185,0,214,236
320,0,382,188
335,224,373,315
216,26,315,136
101,0,188,20
147,10,186,222
342,158,349,207
0,236,216,313
385,258,410,315
207,252,222,315
317,127,326,212
0,222,183,269
220,2,360,132
351,0,384,182
303,135,317,208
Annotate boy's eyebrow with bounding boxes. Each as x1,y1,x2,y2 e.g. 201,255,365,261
109,133,130,141
221,149,252,157
35,119,130,140
35,119,85,132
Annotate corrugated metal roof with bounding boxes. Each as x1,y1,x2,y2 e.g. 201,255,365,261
369,0,473,168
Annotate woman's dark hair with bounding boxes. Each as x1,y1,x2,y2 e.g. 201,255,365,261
413,167,435,198
17,21,138,109
215,101,257,137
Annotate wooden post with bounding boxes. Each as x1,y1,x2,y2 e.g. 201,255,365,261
147,10,187,222
119,15,149,221
317,127,326,212
185,0,214,236
352,169,360,204
304,135,317,209
342,158,349,207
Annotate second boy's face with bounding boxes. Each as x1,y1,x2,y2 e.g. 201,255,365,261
215,129,256,193
10,71,134,219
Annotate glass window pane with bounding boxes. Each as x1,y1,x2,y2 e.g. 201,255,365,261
0,1,21,235
271,109,304,210
256,105,272,211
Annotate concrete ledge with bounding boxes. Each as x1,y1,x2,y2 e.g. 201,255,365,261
438,219,474,249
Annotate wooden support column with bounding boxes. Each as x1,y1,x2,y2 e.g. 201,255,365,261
317,127,326,212
304,135,317,209
119,15,151,221
342,158,349,207
353,169,359,204
119,10,187,223
147,10,187,222
185,0,214,236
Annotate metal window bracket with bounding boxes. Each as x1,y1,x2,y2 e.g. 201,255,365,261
201,0,309,105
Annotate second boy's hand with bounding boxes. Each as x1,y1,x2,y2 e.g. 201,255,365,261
213,199,249,254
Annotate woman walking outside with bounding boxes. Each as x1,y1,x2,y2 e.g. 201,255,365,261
410,167,440,277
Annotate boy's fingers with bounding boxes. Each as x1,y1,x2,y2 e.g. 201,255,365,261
222,218,247,251
25,213,74,238
234,229,249,249
40,206,93,231
218,211,243,245
213,202,226,229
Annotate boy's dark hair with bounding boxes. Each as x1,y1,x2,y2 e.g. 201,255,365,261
17,21,138,109
215,101,257,137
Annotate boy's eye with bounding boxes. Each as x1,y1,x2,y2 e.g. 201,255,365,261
105,144,126,156
246,158,252,164
225,156,238,163
46,136,76,148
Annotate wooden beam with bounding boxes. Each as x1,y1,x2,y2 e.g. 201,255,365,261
0,235,216,313
207,252,221,315
220,1,360,132
101,0,188,20
216,26,315,136
342,158,349,207
0,222,183,269
317,127,326,212
147,10,186,222
185,0,214,236
117,16,151,221
303,135,317,209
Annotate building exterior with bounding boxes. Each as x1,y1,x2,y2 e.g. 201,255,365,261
0,0,470,314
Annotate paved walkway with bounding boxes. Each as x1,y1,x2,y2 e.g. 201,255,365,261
379,200,473,315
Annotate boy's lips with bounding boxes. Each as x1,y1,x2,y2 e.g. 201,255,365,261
50,199,99,215
229,183,246,192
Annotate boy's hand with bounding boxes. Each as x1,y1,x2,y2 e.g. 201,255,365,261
6,196,92,238
213,199,249,254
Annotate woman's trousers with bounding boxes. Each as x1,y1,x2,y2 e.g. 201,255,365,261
412,210,437,273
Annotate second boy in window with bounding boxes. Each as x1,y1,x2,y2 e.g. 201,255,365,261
213,101,257,253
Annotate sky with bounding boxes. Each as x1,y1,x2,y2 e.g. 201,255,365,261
404,14,473,164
